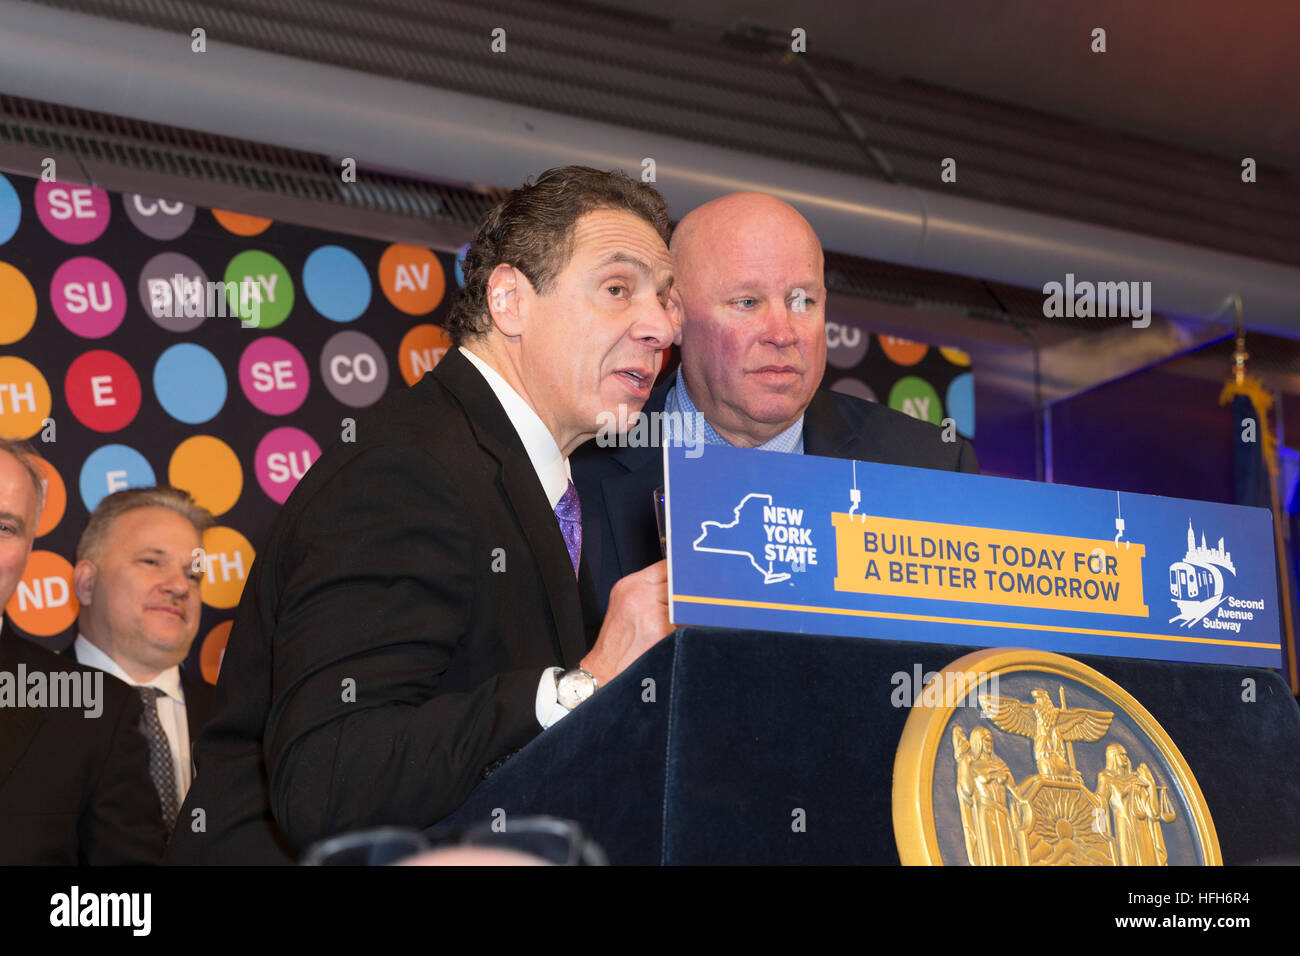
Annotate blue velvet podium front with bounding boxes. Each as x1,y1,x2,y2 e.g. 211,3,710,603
437,628,1300,864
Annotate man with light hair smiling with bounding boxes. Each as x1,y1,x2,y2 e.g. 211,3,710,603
0,440,168,863
71,485,216,838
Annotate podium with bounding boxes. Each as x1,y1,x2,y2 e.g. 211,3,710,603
439,628,1300,864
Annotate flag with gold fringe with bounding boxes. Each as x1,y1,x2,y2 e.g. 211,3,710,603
1220,373,1299,692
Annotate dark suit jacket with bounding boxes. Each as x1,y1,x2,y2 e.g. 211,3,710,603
166,348,602,864
0,624,168,864
572,382,980,612
179,667,214,745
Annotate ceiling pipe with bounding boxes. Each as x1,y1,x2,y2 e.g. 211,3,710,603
2,0,1297,335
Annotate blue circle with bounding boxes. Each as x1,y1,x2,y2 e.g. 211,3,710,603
945,372,975,438
0,174,20,246
302,245,371,322
80,444,156,512
454,242,470,288
153,343,227,423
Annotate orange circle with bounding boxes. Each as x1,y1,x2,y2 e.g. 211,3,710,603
5,549,78,637
199,526,255,609
31,456,66,538
397,323,453,385
879,335,929,366
0,262,37,345
379,244,445,315
939,346,971,367
212,209,273,237
169,435,243,517
0,357,53,439
200,619,232,685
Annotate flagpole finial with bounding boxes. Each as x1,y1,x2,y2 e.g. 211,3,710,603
1232,295,1248,386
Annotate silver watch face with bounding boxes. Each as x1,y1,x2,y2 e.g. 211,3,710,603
557,670,597,710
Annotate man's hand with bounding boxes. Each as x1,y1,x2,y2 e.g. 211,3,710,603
580,560,673,686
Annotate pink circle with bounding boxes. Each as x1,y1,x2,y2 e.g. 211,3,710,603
35,182,111,244
254,427,320,503
238,336,310,415
50,257,127,338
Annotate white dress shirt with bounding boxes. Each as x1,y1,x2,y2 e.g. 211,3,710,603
73,635,193,801
458,346,574,729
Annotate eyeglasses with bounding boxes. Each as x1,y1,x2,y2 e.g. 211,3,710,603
299,815,608,866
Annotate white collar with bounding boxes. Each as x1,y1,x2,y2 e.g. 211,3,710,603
74,634,185,703
459,346,571,509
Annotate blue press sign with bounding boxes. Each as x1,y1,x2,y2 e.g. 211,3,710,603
665,444,1282,668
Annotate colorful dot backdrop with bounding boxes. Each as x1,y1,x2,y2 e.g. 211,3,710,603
0,172,455,669
0,171,972,681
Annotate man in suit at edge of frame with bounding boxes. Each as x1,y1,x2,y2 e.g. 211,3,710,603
0,439,167,864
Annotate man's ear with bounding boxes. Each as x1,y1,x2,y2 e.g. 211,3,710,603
73,559,97,607
668,288,684,347
485,263,531,339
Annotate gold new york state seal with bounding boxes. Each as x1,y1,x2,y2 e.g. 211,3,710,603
892,648,1221,866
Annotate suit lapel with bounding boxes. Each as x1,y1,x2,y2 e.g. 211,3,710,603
0,629,47,790
576,556,602,650
437,349,588,669
602,384,671,580
806,389,908,465
803,390,855,458
0,705,43,793
180,668,212,740
500,456,589,667
602,448,664,579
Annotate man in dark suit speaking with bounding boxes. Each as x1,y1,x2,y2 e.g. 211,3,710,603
167,167,678,863
573,192,979,611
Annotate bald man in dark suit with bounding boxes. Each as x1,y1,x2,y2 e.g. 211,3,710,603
573,193,978,611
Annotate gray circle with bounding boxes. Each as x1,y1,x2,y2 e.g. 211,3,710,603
139,252,209,333
124,194,195,240
321,330,389,407
825,320,870,369
831,377,877,403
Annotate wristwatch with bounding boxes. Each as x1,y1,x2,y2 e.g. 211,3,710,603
556,668,599,711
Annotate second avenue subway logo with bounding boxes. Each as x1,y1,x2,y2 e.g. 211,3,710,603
1169,520,1265,634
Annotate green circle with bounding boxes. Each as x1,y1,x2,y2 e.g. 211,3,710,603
888,376,942,424
223,250,294,329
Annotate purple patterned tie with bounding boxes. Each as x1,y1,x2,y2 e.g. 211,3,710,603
555,479,582,577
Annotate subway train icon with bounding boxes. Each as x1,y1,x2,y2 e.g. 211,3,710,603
1168,520,1236,627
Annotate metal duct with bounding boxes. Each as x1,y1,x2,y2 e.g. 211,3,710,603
2,0,1297,334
